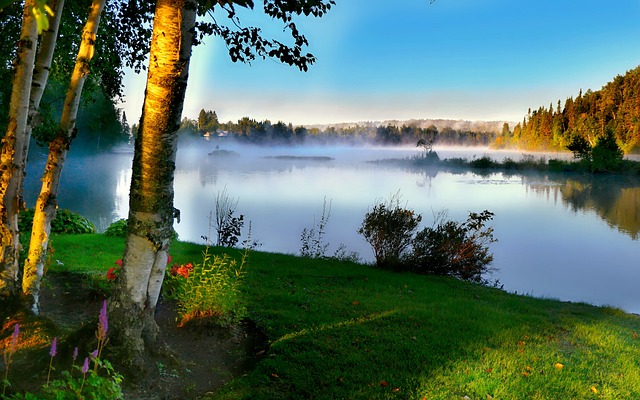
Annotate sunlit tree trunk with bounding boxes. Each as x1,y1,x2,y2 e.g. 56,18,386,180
0,0,38,296
110,0,196,361
22,0,104,314
28,0,64,135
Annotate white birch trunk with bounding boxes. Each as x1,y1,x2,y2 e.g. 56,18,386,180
0,0,39,296
110,0,196,360
22,0,105,314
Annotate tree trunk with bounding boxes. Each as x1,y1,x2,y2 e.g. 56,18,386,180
109,0,196,362
0,0,38,296
28,0,64,133
22,0,104,314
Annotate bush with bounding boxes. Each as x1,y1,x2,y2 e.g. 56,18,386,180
469,155,495,169
18,208,95,234
213,188,244,247
358,194,421,271
104,219,128,237
163,249,247,327
411,210,497,282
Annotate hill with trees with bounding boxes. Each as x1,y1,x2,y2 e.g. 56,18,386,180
495,65,640,154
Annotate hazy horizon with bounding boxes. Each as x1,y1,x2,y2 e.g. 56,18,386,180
120,1,640,127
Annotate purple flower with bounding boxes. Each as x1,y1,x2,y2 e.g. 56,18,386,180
49,337,57,357
10,323,19,352
90,349,98,359
81,357,89,374
72,346,79,361
98,300,108,340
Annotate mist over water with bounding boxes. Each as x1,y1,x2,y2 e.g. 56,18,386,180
23,137,640,313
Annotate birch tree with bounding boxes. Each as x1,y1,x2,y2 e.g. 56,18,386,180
23,0,106,314
109,0,198,360
109,0,335,361
0,0,39,295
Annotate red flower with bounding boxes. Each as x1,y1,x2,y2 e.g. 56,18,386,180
167,255,172,264
184,263,194,270
170,264,180,276
115,259,123,267
176,265,190,279
106,267,118,281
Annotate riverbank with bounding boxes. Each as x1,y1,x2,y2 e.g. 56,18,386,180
2,235,640,399
376,150,640,176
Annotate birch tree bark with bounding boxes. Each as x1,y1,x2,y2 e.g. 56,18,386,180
23,0,105,314
109,0,196,361
28,0,64,134
0,0,38,296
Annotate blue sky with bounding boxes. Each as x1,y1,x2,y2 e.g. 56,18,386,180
122,0,640,126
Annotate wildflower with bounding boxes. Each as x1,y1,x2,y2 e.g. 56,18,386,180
90,349,99,359
167,254,172,264
115,259,123,267
47,337,57,384
80,357,90,391
3,324,19,396
170,263,180,276
49,337,57,357
71,346,79,370
98,300,108,340
176,265,190,278
10,323,19,354
106,267,118,281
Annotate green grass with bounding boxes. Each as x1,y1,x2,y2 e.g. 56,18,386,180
48,234,640,399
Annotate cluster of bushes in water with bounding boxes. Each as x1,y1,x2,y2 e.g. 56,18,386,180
413,131,640,175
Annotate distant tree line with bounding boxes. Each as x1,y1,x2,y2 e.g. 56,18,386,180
495,65,640,154
181,109,498,146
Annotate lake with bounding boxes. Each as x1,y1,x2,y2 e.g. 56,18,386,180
24,138,640,313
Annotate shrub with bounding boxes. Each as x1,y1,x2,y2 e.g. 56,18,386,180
469,155,495,169
18,208,95,234
502,157,518,170
104,219,128,237
358,194,421,271
213,187,244,247
163,249,247,327
411,210,497,282
300,198,359,262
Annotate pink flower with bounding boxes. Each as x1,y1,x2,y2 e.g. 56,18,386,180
81,357,89,373
9,323,19,354
49,337,57,357
98,300,108,340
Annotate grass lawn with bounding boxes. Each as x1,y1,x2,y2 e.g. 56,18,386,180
41,235,640,398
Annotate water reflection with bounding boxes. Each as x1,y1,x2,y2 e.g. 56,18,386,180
525,175,640,240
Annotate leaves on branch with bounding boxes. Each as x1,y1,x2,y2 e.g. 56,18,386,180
196,0,335,72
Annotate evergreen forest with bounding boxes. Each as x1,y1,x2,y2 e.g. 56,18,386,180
495,65,640,154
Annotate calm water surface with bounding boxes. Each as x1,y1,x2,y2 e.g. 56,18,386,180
24,139,640,313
